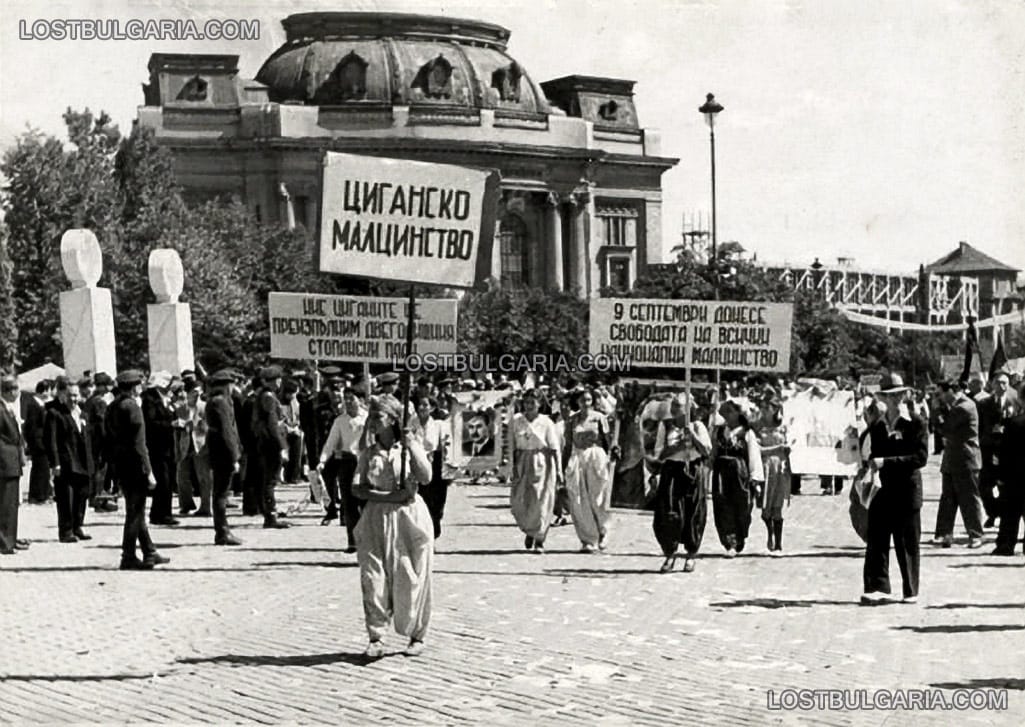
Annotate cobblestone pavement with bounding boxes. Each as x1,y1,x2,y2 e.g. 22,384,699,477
2,456,1022,726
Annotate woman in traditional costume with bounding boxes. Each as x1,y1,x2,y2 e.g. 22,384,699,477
652,392,711,573
711,399,764,557
509,389,562,553
756,399,790,555
353,396,434,658
563,389,614,552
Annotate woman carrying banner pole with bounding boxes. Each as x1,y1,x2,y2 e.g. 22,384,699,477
652,382,711,573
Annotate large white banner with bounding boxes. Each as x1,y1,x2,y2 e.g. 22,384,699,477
269,292,458,363
589,298,794,372
318,152,499,288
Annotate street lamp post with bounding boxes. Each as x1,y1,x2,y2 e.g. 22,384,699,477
698,93,724,297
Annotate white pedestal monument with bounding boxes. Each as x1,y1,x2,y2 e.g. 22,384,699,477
147,249,195,374
59,229,117,378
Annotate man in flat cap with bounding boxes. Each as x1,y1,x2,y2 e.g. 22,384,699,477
105,371,169,569
205,370,243,545
377,372,400,397
85,372,118,512
0,374,30,554
252,366,289,529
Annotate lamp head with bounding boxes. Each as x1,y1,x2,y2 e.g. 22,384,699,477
699,92,724,128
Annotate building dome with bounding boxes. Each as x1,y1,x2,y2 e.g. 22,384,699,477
256,12,550,114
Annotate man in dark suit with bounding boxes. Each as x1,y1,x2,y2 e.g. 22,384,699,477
861,374,929,604
239,377,262,515
934,380,985,548
105,370,169,570
253,366,289,529
1,374,30,554
205,370,243,545
977,370,1019,528
141,372,179,526
84,372,118,512
44,377,95,543
994,384,1025,555
314,367,344,524
21,379,54,503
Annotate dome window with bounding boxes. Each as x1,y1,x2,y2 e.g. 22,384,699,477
176,75,208,102
412,54,454,100
598,100,619,121
316,51,369,103
491,62,522,102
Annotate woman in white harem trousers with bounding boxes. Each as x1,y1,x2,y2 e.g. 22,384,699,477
563,389,614,552
353,395,434,658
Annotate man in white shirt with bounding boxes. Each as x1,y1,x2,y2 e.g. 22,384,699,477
317,388,367,550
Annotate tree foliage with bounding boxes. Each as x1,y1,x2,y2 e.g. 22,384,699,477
458,287,589,360
1,110,326,373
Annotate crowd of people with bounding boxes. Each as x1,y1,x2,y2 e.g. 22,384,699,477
0,362,1022,656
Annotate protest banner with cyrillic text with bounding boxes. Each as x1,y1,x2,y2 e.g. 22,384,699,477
589,298,794,372
317,152,499,288
269,292,458,363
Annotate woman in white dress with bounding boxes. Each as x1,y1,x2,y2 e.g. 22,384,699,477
509,389,562,553
563,389,614,552
353,395,434,658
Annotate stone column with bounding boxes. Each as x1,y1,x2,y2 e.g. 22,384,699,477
491,214,503,285
568,191,591,298
278,182,296,230
544,192,565,292
59,229,117,378
147,249,195,374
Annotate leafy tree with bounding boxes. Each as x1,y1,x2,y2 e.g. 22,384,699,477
0,109,122,367
0,223,17,371
458,287,589,360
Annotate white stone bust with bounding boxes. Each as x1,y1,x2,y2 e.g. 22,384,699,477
148,249,185,304
60,229,103,289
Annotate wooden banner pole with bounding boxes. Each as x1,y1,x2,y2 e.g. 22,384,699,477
398,284,416,488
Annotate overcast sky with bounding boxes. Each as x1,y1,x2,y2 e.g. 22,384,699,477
2,0,1023,273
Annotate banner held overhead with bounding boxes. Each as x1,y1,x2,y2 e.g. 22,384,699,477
269,292,458,363
589,298,794,372
318,151,500,289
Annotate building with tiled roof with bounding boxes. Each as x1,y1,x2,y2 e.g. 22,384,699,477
926,241,1020,334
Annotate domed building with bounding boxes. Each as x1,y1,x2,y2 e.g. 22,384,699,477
138,12,677,296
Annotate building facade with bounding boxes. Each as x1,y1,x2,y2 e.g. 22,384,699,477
136,12,678,297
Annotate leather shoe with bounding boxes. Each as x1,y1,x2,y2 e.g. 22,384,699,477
73,529,92,541
263,519,289,529
215,533,243,546
14,539,30,550
193,510,212,517
991,547,1014,556
150,517,180,526
59,532,79,543
119,558,154,571
320,515,337,526
143,553,170,566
